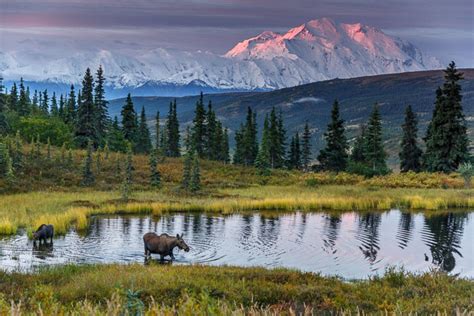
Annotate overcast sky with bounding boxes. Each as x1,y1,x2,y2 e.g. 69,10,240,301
1,0,473,66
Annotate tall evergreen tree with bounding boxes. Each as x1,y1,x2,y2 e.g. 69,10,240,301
58,94,65,120
255,116,271,175
50,92,59,117
94,65,109,144
190,154,201,192
149,149,161,188
107,116,128,152
205,101,219,160
268,108,286,168
234,107,258,166
399,105,422,172
192,92,207,157
40,90,49,115
81,140,95,186
121,93,137,144
0,76,6,113
165,100,180,157
155,110,160,150
301,122,312,171
135,106,152,154
221,128,230,164
364,104,388,173
287,132,302,170
318,100,348,172
423,62,469,172
351,125,367,163
8,83,18,112
121,143,133,201
31,90,39,113
18,78,30,116
181,149,193,189
76,68,97,148
65,85,77,126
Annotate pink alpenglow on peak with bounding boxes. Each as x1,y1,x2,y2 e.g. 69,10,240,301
1,18,442,91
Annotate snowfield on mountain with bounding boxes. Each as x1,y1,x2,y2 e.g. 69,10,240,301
0,18,441,94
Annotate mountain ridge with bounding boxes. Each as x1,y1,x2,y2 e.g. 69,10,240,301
1,18,441,97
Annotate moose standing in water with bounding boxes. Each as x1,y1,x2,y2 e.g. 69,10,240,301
33,224,54,245
143,232,190,261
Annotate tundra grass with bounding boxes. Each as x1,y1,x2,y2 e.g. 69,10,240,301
0,185,472,235
0,264,472,314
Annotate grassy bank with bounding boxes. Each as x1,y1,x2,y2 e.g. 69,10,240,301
0,185,472,235
0,264,472,314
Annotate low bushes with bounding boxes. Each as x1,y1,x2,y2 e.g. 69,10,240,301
303,171,465,189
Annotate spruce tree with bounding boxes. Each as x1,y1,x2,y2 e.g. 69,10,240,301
121,93,137,144
81,140,95,186
65,85,77,126
181,149,193,189
190,153,201,192
18,78,30,116
423,62,469,172
8,83,18,112
165,100,180,157
205,100,218,160
107,116,128,152
301,122,312,171
40,90,49,115
351,125,367,163
234,107,258,166
255,116,271,176
399,105,422,172
287,132,301,170
318,100,348,172
149,149,161,188
121,143,133,200
192,92,207,157
59,94,65,120
365,104,388,174
135,106,152,154
76,68,97,148
94,65,108,144
155,110,160,150
0,76,6,113
50,92,58,117
221,128,230,164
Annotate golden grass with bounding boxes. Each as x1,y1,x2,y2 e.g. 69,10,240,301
0,185,472,236
0,264,472,314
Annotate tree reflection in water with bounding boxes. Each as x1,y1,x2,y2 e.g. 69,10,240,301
322,215,341,253
356,213,381,264
422,213,467,272
396,213,415,249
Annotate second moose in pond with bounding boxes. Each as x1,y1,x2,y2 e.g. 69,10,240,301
143,232,190,261
33,224,54,245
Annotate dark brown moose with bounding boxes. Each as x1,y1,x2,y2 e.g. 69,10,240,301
33,224,54,244
143,232,189,261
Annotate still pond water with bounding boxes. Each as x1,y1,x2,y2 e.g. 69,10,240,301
0,210,473,279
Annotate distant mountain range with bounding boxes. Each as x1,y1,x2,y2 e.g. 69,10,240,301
108,69,474,166
1,18,441,98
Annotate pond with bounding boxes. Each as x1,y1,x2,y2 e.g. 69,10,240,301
0,210,473,279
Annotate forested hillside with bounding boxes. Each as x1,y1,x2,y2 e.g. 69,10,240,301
109,69,474,165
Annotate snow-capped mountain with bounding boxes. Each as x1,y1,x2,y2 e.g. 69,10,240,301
1,18,441,96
